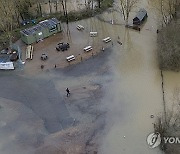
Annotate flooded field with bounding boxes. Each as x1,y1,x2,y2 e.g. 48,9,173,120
0,0,180,153
59,0,180,152
88,0,179,154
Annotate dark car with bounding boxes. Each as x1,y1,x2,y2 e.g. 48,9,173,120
21,19,36,26
56,43,70,51
10,52,19,61
0,48,9,54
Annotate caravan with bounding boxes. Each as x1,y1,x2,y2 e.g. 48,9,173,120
103,37,111,43
76,25,84,30
84,46,93,52
90,32,98,37
26,45,34,60
0,62,14,70
66,55,75,62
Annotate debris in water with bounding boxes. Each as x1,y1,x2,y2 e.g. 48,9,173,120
150,115,154,118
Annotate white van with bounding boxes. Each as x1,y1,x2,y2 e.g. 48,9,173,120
84,46,93,52
66,55,75,62
103,37,111,43
90,32,98,37
76,25,84,30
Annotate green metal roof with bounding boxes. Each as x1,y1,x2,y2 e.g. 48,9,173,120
20,18,60,36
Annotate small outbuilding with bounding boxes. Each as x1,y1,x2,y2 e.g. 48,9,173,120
133,8,148,25
20,18,62,45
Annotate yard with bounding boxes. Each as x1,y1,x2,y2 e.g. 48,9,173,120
20,18,113,74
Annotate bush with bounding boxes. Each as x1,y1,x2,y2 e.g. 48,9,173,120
157,21,180,71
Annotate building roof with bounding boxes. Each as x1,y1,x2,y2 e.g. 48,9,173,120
39,18,60,29
133,8,147,21
20,18,60,36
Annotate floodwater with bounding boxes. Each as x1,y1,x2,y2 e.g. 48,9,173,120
64,0,180,153
1,0,179,153
32,0,97,15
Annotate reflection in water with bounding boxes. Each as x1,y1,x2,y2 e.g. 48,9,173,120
29,0,179,152
31,0,97,15
97,0,179,154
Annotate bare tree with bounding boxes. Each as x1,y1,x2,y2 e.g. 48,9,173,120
0,0,16,44
49,0,52,14
61,0,66,16
151,0,179,26
16,0,34,19
157,17,180,71
55,0,58,12
160,0,177,25
37,1,42,17
97,0,101,8
61,0,68,24
119,0,139,25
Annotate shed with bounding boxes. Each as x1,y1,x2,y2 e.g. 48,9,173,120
20,18,62,45
133,8,148,25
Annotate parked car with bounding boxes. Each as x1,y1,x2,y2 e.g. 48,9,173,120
21,19,36,26
0,48,9,54
56,43,70,51
41,53,48,61
10,52,19,61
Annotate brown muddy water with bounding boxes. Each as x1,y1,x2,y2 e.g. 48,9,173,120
59,0,180,153
32,0,97,15
1,0,179,153
68,0,180,154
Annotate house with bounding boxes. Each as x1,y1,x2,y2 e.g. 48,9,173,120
133,8,148,25
20,18,62,45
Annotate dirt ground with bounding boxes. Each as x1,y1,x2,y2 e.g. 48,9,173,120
19,21,112,75
2,0,180,153
0,47,112,154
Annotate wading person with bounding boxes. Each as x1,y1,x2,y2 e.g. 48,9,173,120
66,88,70,97
102,46,105,52
41,65,44,69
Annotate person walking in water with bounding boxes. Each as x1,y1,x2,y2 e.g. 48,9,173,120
66,88,70,97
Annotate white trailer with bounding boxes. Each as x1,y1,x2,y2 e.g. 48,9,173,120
0,62,14,70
